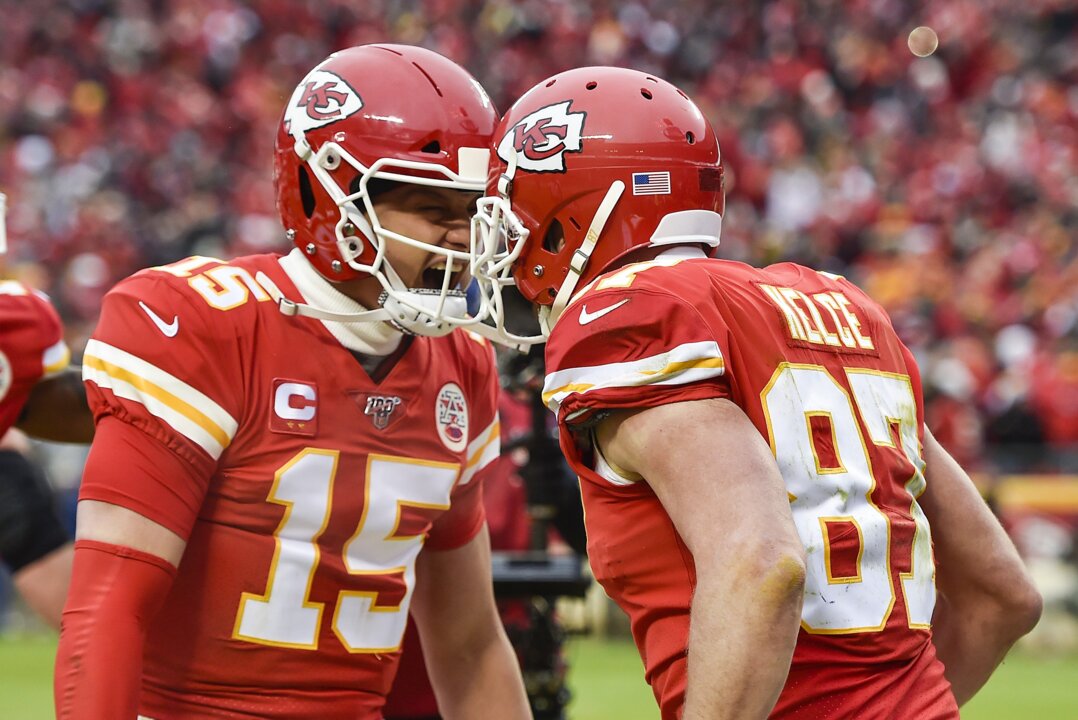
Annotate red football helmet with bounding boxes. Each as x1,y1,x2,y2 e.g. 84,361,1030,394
472,66,724,343
274,44,498,335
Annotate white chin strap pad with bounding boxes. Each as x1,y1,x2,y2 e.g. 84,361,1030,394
381,290,468,337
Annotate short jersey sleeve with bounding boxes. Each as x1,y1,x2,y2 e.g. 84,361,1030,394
0,282,70,435
79,269,245,537
543,281,733,427
425,331,501,551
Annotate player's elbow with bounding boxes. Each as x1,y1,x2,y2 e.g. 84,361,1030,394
717,537,806,611
767,545,807,608
998,573,1042,639
960,566,1043,643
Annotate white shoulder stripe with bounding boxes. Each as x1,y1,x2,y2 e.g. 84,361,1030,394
458,414,501,485
82,339,238,459
42,339,71,377
542,340,725,413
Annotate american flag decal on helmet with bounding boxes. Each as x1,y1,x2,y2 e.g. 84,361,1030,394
632,171,671,195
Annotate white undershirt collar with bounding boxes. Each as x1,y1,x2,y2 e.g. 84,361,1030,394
278,249,402,356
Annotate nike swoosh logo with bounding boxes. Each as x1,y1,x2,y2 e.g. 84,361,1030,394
139,301,179,338
579,299,629,325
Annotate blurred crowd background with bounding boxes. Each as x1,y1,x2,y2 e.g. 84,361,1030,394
0,0,1077,663
0,0,1075,470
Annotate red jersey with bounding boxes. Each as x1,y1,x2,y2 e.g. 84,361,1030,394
383,393,534,719
0,281,71,435
80,252,502,719
543,253,958,720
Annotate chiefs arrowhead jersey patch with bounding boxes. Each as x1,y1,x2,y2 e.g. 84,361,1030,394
435,383,468,453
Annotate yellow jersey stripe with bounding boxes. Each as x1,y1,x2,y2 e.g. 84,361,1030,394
638,356,725,377
42,339,71,376
542,341,726,410
460,417,501,485
83,339,237,458
84,355,232,450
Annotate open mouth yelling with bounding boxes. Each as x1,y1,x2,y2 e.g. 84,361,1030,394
420,259,467,292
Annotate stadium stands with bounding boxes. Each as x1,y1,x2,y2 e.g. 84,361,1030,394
1,0,1074,467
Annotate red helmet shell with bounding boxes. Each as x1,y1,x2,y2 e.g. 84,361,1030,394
490,67,724,304
274,44,498,280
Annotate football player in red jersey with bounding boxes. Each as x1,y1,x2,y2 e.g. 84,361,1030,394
53,46,530,720
471,67,1042,719
0,193,94,445
0,191,93,628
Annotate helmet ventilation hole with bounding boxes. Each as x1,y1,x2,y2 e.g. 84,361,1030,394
641,88,653,100
686,131,696,144
568,216,581,231
421,141,442,154
586,81,598,90
298,166,316,219
545,79,557,87
544,219,566,254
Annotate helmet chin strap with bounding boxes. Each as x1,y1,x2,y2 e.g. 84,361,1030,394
278,277,531,351
278,250,469,338
278,297,391,324
538,180,625,335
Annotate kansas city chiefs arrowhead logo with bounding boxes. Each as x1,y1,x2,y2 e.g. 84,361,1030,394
498,101,586,173
284,67,363,137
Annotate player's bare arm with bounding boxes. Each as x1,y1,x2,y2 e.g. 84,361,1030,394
596,397,805,720
74,499,186,566
920,427,1042,705
409,524,531,720
17,368,94,443
13,544,72,629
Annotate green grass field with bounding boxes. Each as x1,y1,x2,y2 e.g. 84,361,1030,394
4,632,1076,718
565,638,1078,719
